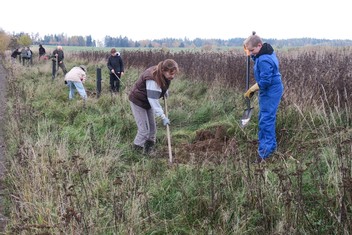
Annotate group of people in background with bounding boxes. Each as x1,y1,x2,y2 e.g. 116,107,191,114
63,47,125,107
11,47,33,66
11,44,48,66
12,44,68,78
9,33,283,163
10,45,125,105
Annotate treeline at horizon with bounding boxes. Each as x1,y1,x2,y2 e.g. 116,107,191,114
9,32,352,48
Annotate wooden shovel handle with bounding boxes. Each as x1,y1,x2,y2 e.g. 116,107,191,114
164,98,173,164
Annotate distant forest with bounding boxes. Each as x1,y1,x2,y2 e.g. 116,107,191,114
25,33,352,48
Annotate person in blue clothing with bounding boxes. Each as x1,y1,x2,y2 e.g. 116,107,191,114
243,33,284,163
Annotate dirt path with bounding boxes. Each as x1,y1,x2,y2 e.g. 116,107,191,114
0,59,8,232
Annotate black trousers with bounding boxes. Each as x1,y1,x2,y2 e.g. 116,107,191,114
110,72,121,93
52,60,68,78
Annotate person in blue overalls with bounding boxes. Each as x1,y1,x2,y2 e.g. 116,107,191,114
243,33,284,163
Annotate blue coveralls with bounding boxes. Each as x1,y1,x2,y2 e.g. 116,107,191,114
252,51,283,159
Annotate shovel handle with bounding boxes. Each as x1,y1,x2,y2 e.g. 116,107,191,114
113,71,122,82
164,97,173,164
245,48,251,109
245,55,250,89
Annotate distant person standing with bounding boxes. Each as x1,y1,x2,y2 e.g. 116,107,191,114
20,47,31,66
107,48,124,94
21,47,29,66
11,48,21,63
39,44,46,59
52,46,67,79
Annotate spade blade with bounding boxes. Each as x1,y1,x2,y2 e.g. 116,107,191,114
240,107,253,127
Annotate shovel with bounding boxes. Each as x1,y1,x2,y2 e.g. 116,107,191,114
240,48,253,128
164,97,173,164
112,71,122,82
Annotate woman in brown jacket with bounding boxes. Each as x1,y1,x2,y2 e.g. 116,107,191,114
129,59,179,154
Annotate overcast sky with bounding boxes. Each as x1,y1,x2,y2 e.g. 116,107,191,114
1,0,351,42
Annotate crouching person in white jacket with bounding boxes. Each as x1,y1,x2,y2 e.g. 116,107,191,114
64,65,88,104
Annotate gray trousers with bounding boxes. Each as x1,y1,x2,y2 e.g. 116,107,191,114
130,102,156,147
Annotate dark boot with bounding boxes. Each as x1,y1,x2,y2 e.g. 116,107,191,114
133,144,143,153
143,140,155,155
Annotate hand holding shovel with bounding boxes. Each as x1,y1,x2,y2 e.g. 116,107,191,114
112,71,122,82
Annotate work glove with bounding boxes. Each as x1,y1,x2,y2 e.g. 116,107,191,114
244,46,250,56
244,83,259,98
162,117,170,126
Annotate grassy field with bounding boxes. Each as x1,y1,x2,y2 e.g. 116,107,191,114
2,49,352,234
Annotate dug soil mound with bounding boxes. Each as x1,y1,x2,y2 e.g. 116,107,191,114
175,126,237,164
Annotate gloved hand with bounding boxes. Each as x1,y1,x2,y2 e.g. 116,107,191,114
162,117,170,126
243,45,250,56
244,83,259,98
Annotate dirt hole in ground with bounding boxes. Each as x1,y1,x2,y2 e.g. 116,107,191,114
173,125,237,164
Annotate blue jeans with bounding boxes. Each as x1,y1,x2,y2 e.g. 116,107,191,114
67,81,87,100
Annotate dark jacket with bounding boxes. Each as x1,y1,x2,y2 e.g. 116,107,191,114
129,66,170,109
11,49,21,58
107,54,124,73
52,49,64,62
39,45,46,56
